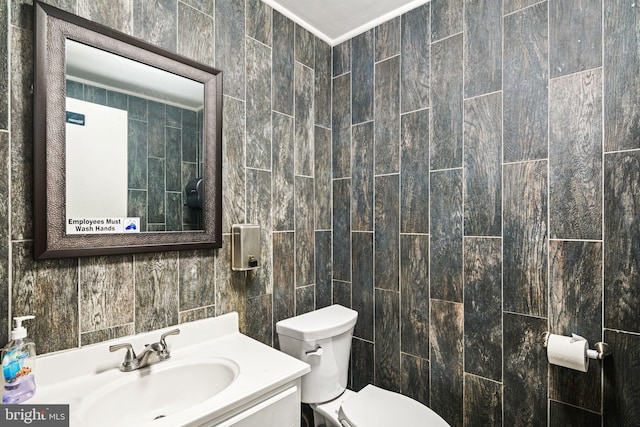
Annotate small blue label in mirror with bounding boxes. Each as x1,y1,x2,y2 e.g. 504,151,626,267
65,111,85,126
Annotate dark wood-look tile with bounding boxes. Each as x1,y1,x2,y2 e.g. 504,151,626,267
333,40,351,76
374,56,400,175
430,33,463,171
246,38,272,170
178,249,215,311
166,127,181,192
133,0,176,51
464,92,502,237
215,236,247,332
604,330,640,426
84,85,107,105
375,17,400,61
179,306,215,324
549,240,602,342
0,132,7,345
401,3,430,113
182,109,199,163
332,73,351,179
315,231,332,309
352,338,374,392
463,374,502,427
246,169,272,298
333,280,352,308
215,0,245,99
128,190,147,231
246,294,272,346
375,289,401,392
177,2,214,66
464,0,502,98
504,2,548,163
604,1,640,151
315,38,332,128
81,324,135,346
351,122,374,232
400,234,429,359
1,2,7,125
352,232,374,342
550,401,601,427
503,313,548,427
431,0,463,42
333,179,351,281
134,251,179,333
10,28,32,241
274,231,295,328
222,96,246,231
295,62,314,176
273,112,294,231
246,0,271,46
549,240,602,412
401,109,429,234
127,119,148,191
147,157,166,224
295,24,314,68
77,0,132,33
295,176,314,288
504,0,540,15
273,10,294,116
374,175,400,291
430,169,463,302
549,69,602,241
315,126,332,230
549,0,602,79
296,285,315,315
351,29,374,125
180,0,213,16
464,237,502,382
503,160,548,317
430,299,464,427
604,151,640,332
12,241,78,354
401,353,429,406
80,255,134,333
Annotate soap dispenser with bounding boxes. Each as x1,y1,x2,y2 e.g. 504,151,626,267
2,315,37,404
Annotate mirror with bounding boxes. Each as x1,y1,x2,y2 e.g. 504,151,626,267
33,1,223,259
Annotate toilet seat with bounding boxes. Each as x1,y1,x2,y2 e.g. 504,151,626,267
337,385,449,427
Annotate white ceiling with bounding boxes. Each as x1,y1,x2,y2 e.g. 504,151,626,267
263,0,431,46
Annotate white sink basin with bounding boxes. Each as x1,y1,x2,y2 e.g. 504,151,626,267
77,358,239,427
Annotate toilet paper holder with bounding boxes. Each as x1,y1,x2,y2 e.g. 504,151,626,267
542,332,611,360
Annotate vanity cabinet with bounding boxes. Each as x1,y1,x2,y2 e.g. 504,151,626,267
211,384,300,427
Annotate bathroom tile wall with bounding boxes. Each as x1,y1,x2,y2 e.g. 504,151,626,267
1,0,330,356
2,0,640,425
333,0,640,425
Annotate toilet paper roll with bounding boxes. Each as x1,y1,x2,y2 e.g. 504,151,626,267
546,333,589,372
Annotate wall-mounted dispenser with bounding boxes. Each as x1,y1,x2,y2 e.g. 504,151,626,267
185,178,203,210
231,224,261,271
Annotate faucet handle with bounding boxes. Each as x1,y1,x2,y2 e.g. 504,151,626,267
160,328,180,352
109,343,139,371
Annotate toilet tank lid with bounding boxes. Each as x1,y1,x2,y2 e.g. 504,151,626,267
276,305,358,341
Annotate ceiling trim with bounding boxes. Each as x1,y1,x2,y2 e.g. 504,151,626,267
262,0,430,46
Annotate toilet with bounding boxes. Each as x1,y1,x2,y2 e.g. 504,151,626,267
276,304,449,427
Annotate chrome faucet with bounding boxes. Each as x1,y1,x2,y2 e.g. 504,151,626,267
109,328,180,372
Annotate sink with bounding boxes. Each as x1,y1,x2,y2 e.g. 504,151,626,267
30,312,310,426
77,358,239,427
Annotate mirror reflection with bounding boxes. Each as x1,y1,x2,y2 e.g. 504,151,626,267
64,40,205,234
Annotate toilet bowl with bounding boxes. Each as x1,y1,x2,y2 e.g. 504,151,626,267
276,305,449,427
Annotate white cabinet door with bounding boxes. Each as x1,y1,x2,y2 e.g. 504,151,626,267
213,386,299,427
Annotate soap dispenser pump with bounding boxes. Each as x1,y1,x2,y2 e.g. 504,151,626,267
2,315,37,404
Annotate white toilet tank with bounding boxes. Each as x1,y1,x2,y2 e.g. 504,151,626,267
276,305,358,404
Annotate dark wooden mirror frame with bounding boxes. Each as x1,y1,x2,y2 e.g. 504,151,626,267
33,1,223,259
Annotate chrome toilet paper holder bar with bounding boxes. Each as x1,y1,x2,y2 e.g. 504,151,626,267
542,332,611,360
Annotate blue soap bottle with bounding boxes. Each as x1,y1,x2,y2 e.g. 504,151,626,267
2,316,36,404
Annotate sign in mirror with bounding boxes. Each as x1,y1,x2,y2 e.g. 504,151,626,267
65,40,205,234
